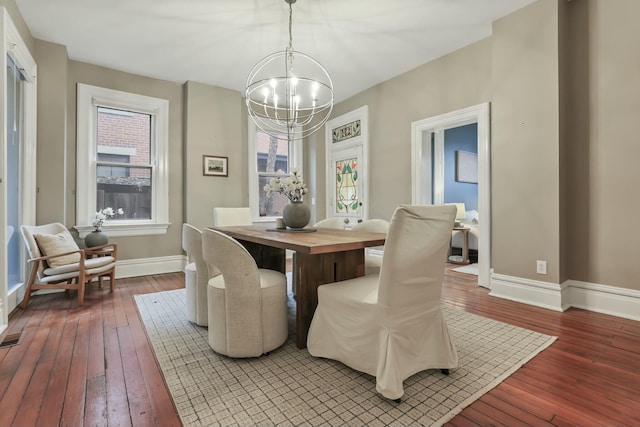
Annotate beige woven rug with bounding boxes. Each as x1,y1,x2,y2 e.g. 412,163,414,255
134,288,555,426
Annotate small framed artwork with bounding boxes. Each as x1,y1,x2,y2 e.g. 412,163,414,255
455,150,478,184
203,155,228,177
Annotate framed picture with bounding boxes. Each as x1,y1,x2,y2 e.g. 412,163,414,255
455,150,478,184
203,155,228,177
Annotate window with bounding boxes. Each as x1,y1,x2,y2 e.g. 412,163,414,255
76,84,169,237
248,122,303,222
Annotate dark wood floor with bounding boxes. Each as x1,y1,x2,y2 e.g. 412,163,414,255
0,266,639,426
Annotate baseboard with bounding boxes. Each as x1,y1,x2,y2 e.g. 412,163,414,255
564,279,640,322
110,255,640,322
489,273,640,322
489,274,568,312
116,255,186,279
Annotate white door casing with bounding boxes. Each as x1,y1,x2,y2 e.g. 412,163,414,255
411,103,491,288
0,7,38,331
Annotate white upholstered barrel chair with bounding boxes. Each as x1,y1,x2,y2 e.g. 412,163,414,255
213,207,252,226
350,219,390,275
307,205,458,400
313,217,346,229
182,223,213,326
21,223,117,308
202,228,288,357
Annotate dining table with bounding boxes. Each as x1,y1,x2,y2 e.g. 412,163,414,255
211,224,386,348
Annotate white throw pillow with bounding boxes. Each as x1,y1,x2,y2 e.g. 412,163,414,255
34,230,81,268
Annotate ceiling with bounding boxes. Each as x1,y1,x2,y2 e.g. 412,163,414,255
16,0,536,103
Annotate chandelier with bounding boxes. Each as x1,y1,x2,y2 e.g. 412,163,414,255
245,0,334,141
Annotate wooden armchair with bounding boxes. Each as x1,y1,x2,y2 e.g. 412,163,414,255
20,223,118,308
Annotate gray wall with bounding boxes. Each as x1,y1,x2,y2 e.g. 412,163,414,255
567,0,640,289
34,40,68,225
311,0,639,292
491,0,562,282
308,36,492,224
183,80,246,231
1,0,32,52
17,0,640,292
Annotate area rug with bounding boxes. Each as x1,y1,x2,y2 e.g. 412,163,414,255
451,263,479,276
134,289,555,427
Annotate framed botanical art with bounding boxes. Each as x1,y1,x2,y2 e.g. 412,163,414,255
203,155,228,177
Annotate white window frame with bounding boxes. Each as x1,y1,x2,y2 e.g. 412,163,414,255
75,84,169,237
248,121,303,223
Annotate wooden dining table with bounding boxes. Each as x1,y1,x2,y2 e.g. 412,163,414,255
211,224,386,348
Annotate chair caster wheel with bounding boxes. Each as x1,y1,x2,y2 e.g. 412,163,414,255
440,369,450,375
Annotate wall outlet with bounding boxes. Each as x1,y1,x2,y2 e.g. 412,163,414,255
536,260,547,275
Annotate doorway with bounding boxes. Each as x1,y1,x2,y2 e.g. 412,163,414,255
324,106,369,227
410,103,491,287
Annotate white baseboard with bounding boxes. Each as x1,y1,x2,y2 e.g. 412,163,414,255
110,256,640,323
489,273,640,322
565,279,640,322
116,255,186,279
490,274,569,312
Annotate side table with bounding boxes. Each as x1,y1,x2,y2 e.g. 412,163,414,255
449,226,470,265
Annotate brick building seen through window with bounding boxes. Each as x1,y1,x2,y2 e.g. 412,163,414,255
96,107,152,220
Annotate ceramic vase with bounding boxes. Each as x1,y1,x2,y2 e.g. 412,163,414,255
282,201,311,229
85,229,108,247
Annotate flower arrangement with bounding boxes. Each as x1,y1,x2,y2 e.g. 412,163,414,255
92,207,124,231
263,168,308,202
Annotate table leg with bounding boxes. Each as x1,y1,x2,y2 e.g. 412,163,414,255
294,249,365,349
237,240,286,273
462,230,469,264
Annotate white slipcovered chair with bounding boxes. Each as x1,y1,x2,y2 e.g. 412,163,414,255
313,217,346,229
307,205,458,400
202,228,288,357
213,207,252,226
182,224,214,326
350,219,390,275
20,223,117,308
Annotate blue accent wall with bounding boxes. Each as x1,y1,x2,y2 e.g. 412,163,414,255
444,124,478,210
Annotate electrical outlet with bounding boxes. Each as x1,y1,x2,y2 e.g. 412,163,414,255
536,260,547,275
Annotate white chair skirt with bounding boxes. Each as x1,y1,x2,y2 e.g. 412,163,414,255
307,275,458,399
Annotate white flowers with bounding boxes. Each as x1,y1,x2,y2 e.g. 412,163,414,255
263,168,308,202
93,207,124,230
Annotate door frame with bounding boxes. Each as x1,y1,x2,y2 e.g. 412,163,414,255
0,8,38,331
410,103,491,287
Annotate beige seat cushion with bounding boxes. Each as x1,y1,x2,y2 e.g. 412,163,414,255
34,230,81,267
43,255,114,275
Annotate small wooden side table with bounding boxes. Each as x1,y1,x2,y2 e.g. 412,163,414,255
449,226,470,265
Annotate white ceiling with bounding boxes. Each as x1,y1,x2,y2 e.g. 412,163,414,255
16,0,536,103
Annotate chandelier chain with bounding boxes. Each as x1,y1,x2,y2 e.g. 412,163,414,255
288,1,293,50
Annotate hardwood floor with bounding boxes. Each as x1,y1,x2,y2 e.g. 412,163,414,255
0,266,638,426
